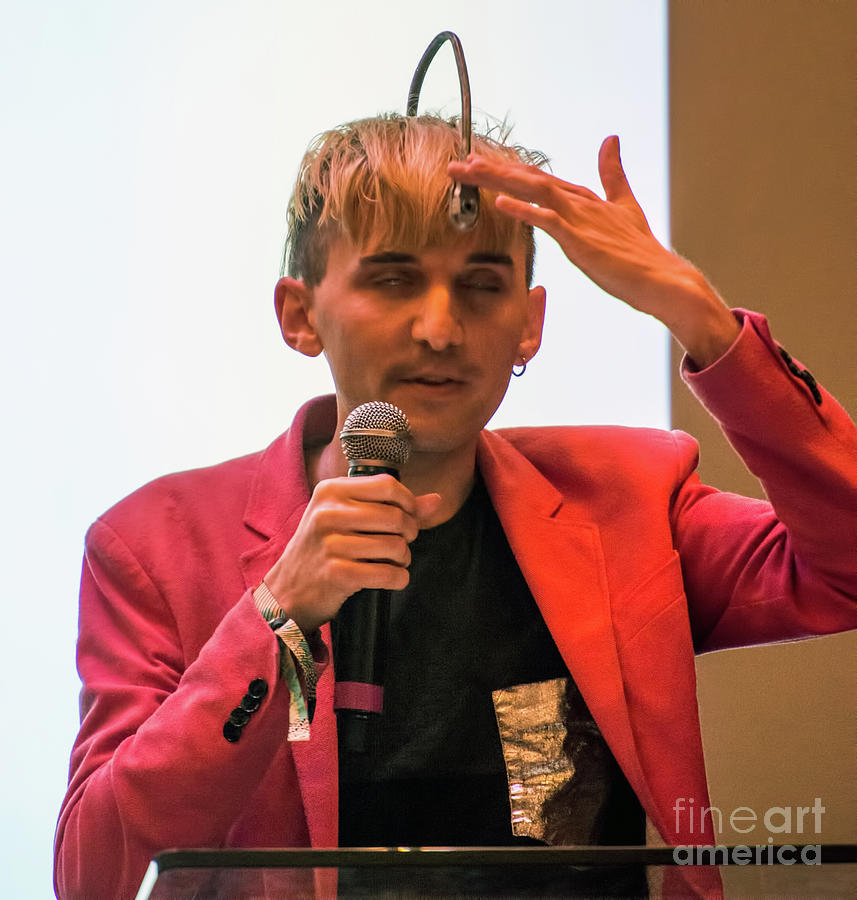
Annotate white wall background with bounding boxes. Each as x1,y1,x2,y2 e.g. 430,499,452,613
0,2,667,895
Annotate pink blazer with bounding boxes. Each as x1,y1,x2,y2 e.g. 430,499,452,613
55,312,857,898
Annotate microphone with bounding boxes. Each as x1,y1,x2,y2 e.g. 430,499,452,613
333,401,412,753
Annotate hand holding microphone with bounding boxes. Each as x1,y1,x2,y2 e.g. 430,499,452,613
261,403,440,740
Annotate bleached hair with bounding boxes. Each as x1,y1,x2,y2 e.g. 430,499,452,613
282,113,548,287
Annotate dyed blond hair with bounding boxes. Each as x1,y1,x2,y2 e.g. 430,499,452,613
282,114,548,287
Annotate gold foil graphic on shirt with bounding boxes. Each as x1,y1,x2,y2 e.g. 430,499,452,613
492,677,612,845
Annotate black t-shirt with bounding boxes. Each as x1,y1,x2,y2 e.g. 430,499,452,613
336,476,644,849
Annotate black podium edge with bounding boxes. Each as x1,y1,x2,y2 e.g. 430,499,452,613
152,844,857,872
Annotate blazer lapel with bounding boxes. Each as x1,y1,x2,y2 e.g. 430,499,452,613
238,396,340,848
477,429,659,823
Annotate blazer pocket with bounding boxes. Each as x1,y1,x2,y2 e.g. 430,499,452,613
612,552,687,648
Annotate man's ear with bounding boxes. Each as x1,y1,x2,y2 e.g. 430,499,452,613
274,277,323,357
518,285,546,363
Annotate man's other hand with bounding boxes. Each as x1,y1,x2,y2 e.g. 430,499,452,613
263,475,442,634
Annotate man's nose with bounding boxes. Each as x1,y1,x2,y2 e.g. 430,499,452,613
410,284,463,351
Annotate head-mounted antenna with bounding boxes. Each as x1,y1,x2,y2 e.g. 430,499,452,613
407,31,479,231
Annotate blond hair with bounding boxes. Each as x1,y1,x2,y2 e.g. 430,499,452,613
282,114,547,287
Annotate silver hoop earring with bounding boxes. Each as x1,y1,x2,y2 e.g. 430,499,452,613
512,360,527,377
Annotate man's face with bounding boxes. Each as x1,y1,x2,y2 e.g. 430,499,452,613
284,234,545,458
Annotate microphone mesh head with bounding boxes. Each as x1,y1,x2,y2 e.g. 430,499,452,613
340,401,412,466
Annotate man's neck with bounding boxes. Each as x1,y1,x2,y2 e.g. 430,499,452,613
309,437,478,528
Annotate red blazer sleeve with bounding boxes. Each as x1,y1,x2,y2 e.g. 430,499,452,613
54,517,300,899
671,310,857,649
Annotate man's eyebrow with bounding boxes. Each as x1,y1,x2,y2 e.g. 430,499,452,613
465,252,514,267
358,251,515,267
359,252,418,265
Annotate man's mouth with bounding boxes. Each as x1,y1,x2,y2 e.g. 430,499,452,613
403,375,462,386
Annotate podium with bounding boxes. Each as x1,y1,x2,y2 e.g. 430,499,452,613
136,845,857,898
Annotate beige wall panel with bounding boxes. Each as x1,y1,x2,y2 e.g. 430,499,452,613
669,0,857,853
670,0,856,496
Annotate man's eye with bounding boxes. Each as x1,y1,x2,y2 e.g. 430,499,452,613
372,273,411,288
460,279,502,293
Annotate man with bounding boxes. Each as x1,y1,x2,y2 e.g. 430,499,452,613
55,114,857,898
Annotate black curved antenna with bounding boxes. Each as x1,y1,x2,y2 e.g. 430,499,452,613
407,31,479,231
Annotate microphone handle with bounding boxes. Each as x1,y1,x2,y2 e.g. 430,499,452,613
332,587,390,753
332,462,398,754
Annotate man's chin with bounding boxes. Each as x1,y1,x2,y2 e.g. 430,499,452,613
406,418,489,459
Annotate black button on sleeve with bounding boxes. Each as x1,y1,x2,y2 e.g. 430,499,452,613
229,707,251,727
779,347,800,375
800,370,822,405
778,347,823,406
240,694,262,713
248,678,268,699
222,678,270,742
223,721,243,743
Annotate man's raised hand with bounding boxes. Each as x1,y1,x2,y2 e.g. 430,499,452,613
448,137,740,368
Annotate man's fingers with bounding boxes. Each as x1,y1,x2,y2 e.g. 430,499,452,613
415,492,442,527
597,134,636,206
326,533,412,568
310,479,445,543
353,561,412,592
323,556,411,596
450,137,640,219
315,500,418,541
448,157,598,208
314,473,420,516
494,194,568,239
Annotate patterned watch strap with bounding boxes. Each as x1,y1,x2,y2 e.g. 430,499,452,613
253,581,317,741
